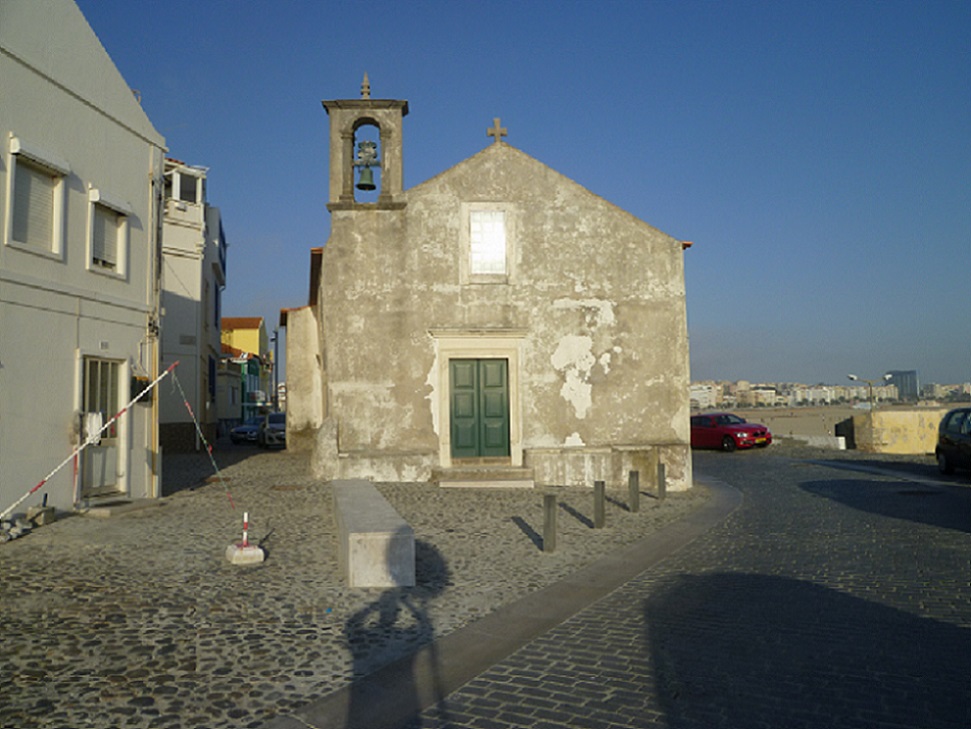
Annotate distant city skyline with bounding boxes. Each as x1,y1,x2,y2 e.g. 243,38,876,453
76,1,970,385
690,377,969,412
691,373,969,388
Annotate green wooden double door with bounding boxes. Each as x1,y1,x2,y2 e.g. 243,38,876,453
450,359,510,459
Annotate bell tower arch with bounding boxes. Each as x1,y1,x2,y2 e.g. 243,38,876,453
323,74,408,210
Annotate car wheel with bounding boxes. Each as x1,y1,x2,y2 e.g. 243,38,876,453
937,450,954,475
722,436,737,452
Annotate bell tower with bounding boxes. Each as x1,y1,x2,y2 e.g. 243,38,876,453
323,74,409,210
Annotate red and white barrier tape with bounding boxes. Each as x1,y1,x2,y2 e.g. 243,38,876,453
0,361,180,522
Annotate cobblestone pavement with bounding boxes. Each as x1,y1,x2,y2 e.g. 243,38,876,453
405,446,971,729
0,441,708,729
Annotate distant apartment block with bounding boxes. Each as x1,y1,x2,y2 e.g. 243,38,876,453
689,382,719,410
886,370,919,401
922,382,971,401
691,380,920,409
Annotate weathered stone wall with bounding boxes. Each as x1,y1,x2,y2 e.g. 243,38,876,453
283,306,323,453
853,408,947,455
313,144,691,489
527,445,692,491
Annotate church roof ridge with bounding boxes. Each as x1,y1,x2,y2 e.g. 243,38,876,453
406,144,680,245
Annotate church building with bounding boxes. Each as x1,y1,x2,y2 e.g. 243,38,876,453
282,78,693,491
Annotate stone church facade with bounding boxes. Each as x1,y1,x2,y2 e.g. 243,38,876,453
283,80,693,491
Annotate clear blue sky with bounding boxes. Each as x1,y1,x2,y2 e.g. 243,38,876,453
76,0,970,386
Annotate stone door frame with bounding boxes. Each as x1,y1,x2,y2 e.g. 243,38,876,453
430,330,525,469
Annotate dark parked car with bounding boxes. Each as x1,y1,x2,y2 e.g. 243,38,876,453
935,407,971,474
258,412,286,449
690,412,772,452
230,416,263,444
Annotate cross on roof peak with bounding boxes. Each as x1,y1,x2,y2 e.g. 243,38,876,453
487,117,507,145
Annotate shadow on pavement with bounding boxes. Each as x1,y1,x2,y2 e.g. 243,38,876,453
344,539,452,729
646,572,970,729
160,440,265,496
510,516,543,550
559,502,594,529
800,478,971,533
848,458,942,479
809,456,957,482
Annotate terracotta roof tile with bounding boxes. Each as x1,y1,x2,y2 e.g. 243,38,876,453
221,316,263,330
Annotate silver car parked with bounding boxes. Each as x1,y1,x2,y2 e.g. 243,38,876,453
258,412,286,449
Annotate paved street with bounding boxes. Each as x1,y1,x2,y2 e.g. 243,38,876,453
388,449,971,729
0,443,705,729
2,443,968,728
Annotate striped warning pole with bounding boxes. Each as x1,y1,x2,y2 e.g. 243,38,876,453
0,361,180,522
226,508,264,564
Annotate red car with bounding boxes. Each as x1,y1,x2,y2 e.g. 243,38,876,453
690,412,772,451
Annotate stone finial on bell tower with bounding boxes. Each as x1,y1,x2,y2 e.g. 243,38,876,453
322,77,408,210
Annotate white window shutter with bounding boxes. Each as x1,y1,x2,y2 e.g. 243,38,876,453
92,204,118,267
12,159,54,246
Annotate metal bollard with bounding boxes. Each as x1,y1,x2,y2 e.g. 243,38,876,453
657,461,666,502
594,480,606,528
628,470,640,513
543,494,557,553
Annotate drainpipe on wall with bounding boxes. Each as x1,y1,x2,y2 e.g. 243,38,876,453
149,162,164,499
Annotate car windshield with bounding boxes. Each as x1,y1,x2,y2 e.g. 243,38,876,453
717,414,746,425
268,413,285,425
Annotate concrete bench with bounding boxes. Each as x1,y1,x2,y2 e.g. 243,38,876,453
332,479,415,588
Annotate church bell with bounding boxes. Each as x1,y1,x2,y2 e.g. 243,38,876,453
356,166,376,191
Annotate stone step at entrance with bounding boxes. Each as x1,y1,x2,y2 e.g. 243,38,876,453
433,464,534,489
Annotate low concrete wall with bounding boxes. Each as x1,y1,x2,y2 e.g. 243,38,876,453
853,408,947,455
788,434,846,450
527,444,691,492
333,479,415,588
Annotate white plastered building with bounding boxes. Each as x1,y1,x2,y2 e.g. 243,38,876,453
159,158,228,451
0,0,166,514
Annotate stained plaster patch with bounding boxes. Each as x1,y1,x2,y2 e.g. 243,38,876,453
552,298,616,328
564,432,585,446
425,354,440,436
551,335,595,419
599,352,612,374
599,345,623,375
